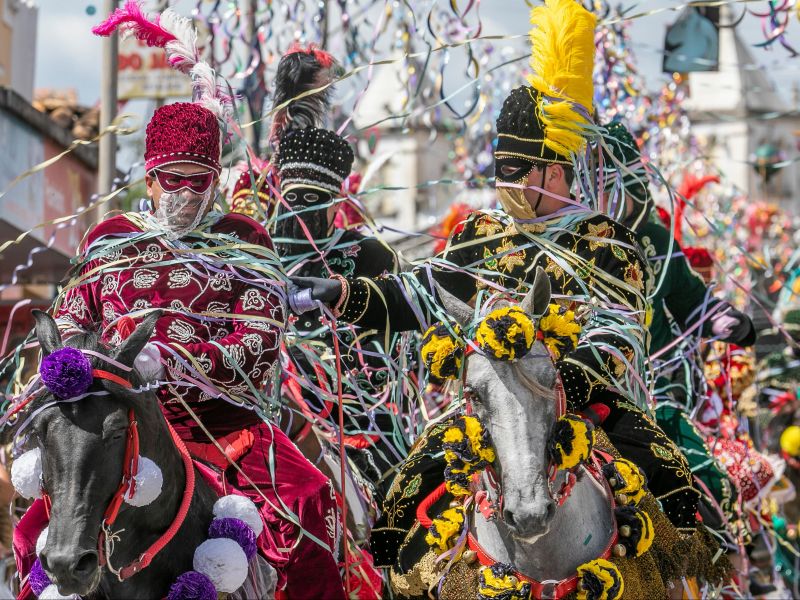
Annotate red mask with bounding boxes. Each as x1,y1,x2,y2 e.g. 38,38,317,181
153,169,216,194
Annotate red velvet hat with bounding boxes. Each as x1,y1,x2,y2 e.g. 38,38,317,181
145,102,221,174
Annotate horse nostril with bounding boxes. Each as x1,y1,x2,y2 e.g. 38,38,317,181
545,500,555,520
72,551,98,576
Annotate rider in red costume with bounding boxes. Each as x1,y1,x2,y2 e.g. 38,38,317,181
14,101,346,600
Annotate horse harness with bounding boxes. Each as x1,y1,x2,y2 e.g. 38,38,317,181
41,367,197,582
415,355,620,599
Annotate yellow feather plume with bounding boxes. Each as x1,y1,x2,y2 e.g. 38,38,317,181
527,0,596,157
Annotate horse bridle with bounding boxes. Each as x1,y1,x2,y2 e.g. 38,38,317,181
42,367,196,581
460,346,582,522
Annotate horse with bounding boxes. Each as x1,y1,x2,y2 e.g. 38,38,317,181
437,271,617,580
20,311,271,599
387,268,691,599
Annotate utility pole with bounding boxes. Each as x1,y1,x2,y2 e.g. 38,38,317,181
245,0,258,150
98,0,119,202
320,0,329,50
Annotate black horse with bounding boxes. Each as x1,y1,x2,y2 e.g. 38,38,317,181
26,311,219,599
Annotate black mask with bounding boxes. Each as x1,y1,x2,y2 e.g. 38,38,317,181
495,156,536,183
274,187,333,258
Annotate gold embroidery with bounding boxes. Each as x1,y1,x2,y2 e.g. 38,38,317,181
474,215,505,237
587,221,615,251
496,239,526,273
624,262,645,291
650,442,673,461
545,257,565,280
390,547,441,597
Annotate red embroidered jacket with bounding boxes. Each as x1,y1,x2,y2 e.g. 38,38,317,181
53,212,284,442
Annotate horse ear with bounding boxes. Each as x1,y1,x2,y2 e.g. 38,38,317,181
521,267,551,318
434,283,473,328
32,310,63,357
115,310,163,367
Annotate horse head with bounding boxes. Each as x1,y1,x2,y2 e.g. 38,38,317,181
439,268,559,540
28,310,180,596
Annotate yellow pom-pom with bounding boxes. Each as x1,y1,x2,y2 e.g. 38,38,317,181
477,563,532,600
615,505,654,557
634,510,654,556
426,505,466,553
463,415,497,465
421,323,465,380
443,416,496,497
603,458,647,505
577,558,624,600
548,413,595,470
781,425,800,457
476,306,535,361
539,303,582,359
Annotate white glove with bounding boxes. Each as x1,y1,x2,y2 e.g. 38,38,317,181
134,343,165,384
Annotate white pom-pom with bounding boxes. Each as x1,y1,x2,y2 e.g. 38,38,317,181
124,456,163,507
11,448,42,500
213,495,263,537
35,527,48,556
39,584,77,599
193,538,248,593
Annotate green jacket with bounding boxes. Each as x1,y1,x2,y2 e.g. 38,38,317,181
637,220,713,354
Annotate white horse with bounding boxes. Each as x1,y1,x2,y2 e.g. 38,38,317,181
436,269,617,584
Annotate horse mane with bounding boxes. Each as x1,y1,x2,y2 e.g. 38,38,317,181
511,357,558,400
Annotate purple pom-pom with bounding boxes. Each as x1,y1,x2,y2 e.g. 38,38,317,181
39,347,93,399
208,517,257,560
166,571,217,600
29,558,52,596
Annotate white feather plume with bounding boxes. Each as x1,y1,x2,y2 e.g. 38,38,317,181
159,8,198,74
191,62,232,120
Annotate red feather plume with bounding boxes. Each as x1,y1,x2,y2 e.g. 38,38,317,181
92,0,176,48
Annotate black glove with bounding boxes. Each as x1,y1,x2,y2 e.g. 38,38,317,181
288,276,343,313
709,305,756,347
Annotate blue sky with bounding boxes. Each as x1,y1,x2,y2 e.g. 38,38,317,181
34,1,800,107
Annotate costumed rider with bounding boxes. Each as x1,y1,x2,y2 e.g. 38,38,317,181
290,0,702,556
22,5,347,599
271,44,402,493
600,120,756,530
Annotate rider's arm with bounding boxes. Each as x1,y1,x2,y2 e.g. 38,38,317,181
649,223,755,346
336,214,487,331
557,225,649,411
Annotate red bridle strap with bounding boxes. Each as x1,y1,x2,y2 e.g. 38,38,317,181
97,408,196,581
101,408,140,531
92,369,133,389
416,482,448,529
116,417,195,580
